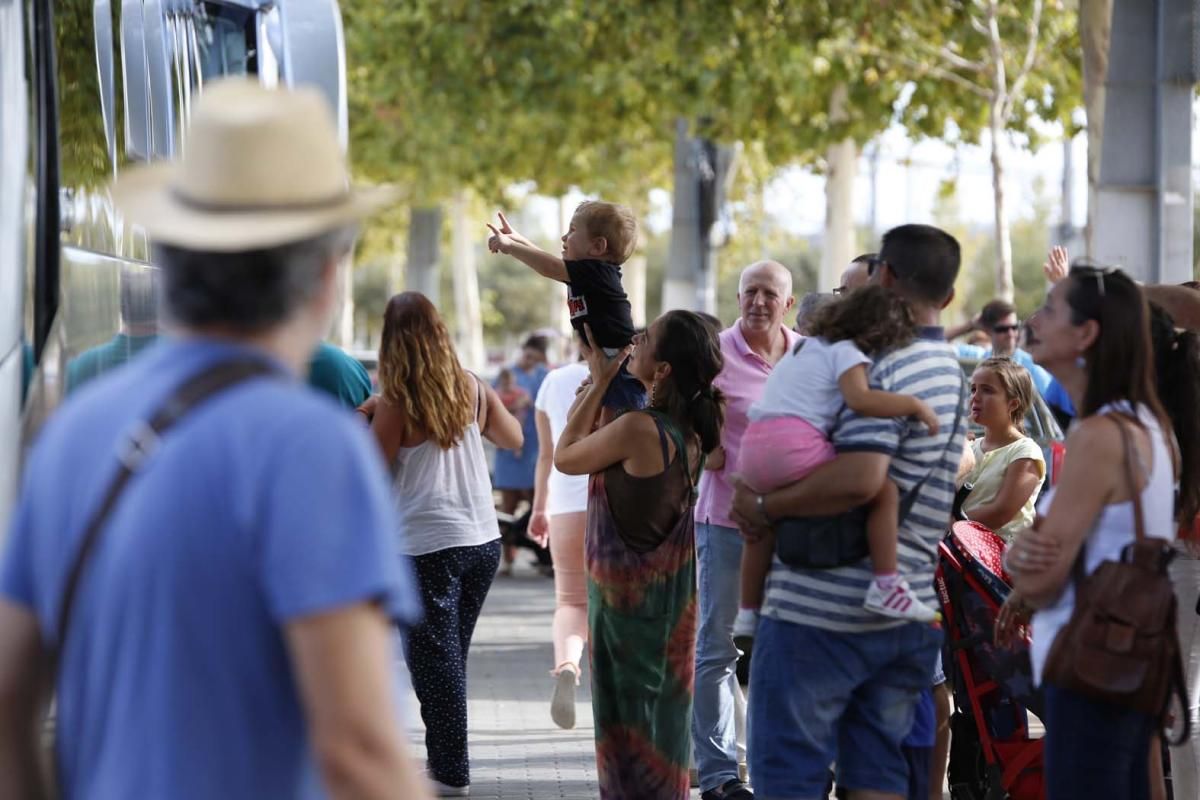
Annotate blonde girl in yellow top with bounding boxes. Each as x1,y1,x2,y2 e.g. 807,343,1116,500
961,357,1046,541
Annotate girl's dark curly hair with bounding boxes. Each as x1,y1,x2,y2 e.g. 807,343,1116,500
806,284,918,356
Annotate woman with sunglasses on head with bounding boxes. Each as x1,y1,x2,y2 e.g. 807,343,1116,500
999,266,1183,800
555,313,724,800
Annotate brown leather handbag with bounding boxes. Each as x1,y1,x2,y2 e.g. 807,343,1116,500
1042,414,1190,742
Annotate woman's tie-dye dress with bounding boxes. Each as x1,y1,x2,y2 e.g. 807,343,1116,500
585,411,699,800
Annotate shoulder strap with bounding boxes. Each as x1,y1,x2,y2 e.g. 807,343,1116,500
1113,413,1148,543
898,370,967,524
470,372,486,428
1067,412,1150,589
651,413,671,472
49,358,278,678
642,408,699,483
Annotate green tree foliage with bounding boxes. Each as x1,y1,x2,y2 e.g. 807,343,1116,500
858,0,1080,145
341,2,914,200
56,0,115,188
856,0,1081,299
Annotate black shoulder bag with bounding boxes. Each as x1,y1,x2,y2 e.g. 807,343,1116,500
47,359,277,682
774,373,967,570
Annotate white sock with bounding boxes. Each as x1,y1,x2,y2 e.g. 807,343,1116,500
874,571,900,590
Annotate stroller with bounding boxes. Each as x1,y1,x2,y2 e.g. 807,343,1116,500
936,520,1044,800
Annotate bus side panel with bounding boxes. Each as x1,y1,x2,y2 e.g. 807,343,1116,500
0,0,29,538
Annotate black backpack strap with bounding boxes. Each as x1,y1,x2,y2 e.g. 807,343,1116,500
49,358,278,677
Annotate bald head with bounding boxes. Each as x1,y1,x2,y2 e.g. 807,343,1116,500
739,260,793,297
839,257,871,293
738,260,795,335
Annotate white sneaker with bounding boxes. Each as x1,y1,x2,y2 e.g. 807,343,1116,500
429,778,470,797
551,666,577,729
864,578,941,623
731,607,759,639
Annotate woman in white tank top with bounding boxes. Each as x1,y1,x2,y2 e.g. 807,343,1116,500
361,292,523,797
1000,267,1181,800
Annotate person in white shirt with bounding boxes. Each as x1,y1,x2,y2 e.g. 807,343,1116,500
529,351,591,729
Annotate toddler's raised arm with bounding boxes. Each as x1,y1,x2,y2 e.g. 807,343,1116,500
486,212,569,282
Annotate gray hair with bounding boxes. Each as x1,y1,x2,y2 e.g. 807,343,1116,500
154,226,357,333
794,292,835,335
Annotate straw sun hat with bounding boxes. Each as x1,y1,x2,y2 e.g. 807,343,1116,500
112,78,397,252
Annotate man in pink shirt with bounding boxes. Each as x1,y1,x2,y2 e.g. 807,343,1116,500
693,260,797,800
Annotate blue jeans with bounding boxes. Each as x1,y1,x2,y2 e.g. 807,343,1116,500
1043,682,1155,800
748,616,942,799
692,523,744,792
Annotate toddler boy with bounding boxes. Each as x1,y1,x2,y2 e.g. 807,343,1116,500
486,202,644,411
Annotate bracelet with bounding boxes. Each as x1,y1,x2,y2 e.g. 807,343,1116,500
756,494,770,522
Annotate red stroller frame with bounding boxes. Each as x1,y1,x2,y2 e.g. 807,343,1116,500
936,521,1044,800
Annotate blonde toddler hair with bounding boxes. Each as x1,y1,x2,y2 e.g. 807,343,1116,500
573,201,638,264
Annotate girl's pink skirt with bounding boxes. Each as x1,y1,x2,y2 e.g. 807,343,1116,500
737,416,836,493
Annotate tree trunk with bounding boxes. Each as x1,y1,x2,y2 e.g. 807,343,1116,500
450,192,484,371
1080,0,1114,258
406,206,442,305
553,197,573,340
330,261,355,346
625,253,647,327
989,109,1015,302
664,118,700,312
822,84,857,293
823,138,858,293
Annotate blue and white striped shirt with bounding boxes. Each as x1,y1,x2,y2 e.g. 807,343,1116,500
762,331,967,633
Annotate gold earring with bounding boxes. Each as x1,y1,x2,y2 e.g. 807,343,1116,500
649,380,658,407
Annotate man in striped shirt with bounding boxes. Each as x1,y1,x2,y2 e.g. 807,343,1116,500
731,224,967,800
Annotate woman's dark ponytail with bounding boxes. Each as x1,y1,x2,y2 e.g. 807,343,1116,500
686,387,726,455
1150,303,1200,524
652,311,726,456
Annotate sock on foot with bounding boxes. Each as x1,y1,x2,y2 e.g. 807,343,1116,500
873,571,900,590
732,607,759,638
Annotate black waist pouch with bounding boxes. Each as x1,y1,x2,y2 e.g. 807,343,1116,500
774,507,871,569
773,373,966,570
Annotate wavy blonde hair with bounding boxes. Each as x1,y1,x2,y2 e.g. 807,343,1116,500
377,292,474,449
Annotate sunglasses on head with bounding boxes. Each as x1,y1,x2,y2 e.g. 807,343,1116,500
1071,265,1117,297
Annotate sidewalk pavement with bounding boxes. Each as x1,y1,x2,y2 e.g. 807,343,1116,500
395,560,954,799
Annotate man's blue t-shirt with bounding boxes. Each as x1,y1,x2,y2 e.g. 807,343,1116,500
1,338,420,799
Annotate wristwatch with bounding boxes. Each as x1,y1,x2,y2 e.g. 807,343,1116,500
756,494,770,522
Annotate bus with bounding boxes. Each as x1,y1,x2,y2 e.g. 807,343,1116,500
0,0,350,536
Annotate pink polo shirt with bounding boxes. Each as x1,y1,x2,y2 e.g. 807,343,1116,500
695,320,801,529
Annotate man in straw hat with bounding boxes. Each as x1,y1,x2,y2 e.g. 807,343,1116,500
0,79,431,799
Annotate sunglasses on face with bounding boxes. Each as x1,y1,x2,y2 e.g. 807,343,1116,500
993,324,1021,334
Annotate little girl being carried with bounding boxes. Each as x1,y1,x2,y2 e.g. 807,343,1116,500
734,285,941,641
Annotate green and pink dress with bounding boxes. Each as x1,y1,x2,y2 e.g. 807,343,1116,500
586,410,700,800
